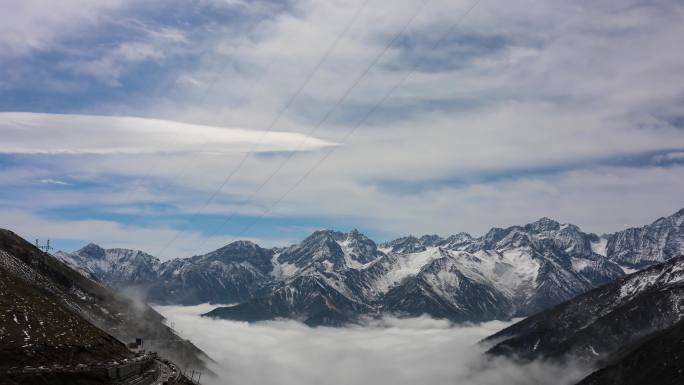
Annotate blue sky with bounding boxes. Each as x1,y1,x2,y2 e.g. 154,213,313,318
1,0,683,258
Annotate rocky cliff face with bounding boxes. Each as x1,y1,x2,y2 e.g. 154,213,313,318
605,208,684,269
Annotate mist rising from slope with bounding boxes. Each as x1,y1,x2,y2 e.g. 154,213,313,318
155,305,588,385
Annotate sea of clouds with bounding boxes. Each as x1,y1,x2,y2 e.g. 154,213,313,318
155,304,588,385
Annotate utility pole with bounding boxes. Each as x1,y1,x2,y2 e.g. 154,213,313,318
35,239,53,254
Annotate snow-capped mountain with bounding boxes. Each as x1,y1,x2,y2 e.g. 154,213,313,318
58,208,684,326
55,243,160,285
147,240,275,305
604,208,684,269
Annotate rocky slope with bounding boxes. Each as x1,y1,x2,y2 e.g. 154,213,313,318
575,318,684,385
58,208,684,326
0,253,131,370
0,229,210,373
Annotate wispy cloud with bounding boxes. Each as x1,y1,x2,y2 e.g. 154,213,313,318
0,0,129,57
0,112,336,155
37,178,72,186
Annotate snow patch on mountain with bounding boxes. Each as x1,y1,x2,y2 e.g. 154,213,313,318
337,239,366,269
591,238,608,256
379,248,444,291
270,252,298,280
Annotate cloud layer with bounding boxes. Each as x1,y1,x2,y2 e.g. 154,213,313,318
155,305,588,385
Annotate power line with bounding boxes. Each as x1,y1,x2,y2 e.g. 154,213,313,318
154,0,373,257
117,16,271,207
184,0,436,256
206,0,484,246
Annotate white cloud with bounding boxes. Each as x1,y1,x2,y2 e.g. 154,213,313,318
154,304,589,385
653,151,684,163
2,0,684,251
61,42,166,86
0,0,129,57
137,0,682,239
0,112,336,155
37,178,71,186
143,0,684,183
58,25,189,85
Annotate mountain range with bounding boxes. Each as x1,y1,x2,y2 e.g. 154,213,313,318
56,208,684,326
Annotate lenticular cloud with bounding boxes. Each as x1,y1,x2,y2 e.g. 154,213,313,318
155,304,588,385
0,112,336,155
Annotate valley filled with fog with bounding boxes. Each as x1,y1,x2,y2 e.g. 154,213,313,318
155,305,587,385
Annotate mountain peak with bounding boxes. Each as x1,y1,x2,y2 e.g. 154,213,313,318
526,217,561,232
347,228,371,242
76,243,106,259
418,234,444,246
383,235,424,253
447,232,472,241
444,232,472,247
226,239,259,248
203,239,268,259
301,229,346,244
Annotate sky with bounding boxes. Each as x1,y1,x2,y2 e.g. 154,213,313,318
1,0,683,258
155,304,588,385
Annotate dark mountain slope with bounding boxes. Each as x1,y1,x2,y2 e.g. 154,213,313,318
575,318,684,385
484,255,684,363
204,272,373,326
147,240,274,305
0,229,210,373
